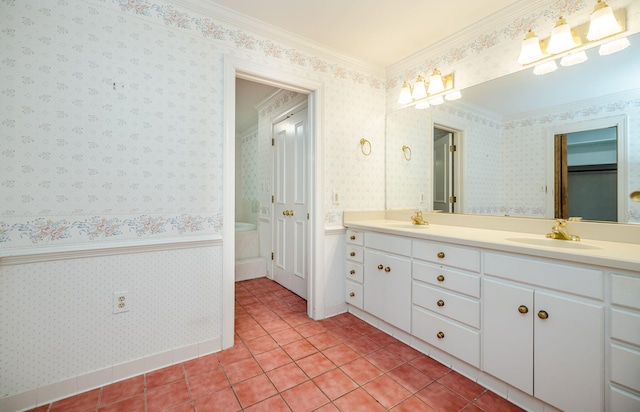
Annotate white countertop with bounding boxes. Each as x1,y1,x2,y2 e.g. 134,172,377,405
344,219,640,272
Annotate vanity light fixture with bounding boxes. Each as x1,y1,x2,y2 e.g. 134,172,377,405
427,69,445,95
599,36,630,55
397,70,460,109
398,81,413,104
587,0,622,41
517,1,628,74
533,60,558,75
560,50,588,67
517,29,545,65
412,75,428,100
546,16,579,54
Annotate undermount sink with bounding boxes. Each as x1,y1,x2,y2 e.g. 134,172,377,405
506,237,601,250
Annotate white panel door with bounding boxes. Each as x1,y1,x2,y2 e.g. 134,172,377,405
273,108,308,299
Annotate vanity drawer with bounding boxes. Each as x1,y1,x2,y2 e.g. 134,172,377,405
612,274,640,311
412,282,479,329
412,240,480,273
412,261,480,298
346,229,364,246
365,232,411,257
346,261,364,284
346,280,363,309
611,308,640,346
611,344,640,393
412,306,480,368
346,245,364,263
484,252,603,300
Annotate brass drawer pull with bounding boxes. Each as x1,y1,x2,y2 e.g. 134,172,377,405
350,252,356,257
538,310,549,320
349,270,356,275
437,275,445,282
350,235,356,240
518,305,529,314
437,331,445,339
384,267,391,273
437,252,445,259
437,299,445,307
349,292,355,297
378,264,384,270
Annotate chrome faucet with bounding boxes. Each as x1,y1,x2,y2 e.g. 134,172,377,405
411,210,428,225
546,219,580,241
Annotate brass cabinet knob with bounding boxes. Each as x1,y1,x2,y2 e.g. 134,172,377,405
349,270,356,275
518,305,529,314
437,275,445,282
437,331,445,339
378,264,384,270
349,292,355,297
350,252,356,257
350,235,356,240
437,252,445,259
437,299,445,307
538,310,549,320
384,267,391,273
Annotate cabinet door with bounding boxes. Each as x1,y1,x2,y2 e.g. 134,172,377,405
534,291,603,412
483,278,534,395
364,249,411,332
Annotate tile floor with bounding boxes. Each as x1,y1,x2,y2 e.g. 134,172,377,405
30,277,524,411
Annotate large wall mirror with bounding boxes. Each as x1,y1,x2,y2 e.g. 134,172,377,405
386,32,640,224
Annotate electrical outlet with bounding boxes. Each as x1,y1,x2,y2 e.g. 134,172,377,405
112,292,129,314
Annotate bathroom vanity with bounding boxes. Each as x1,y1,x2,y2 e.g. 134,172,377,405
344,211,640,412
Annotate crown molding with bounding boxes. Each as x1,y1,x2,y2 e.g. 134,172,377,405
387,0,549,75
165,0,385,78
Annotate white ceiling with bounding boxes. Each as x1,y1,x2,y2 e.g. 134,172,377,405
211,0,521,68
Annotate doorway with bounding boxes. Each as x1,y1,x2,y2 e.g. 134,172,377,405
433,125,461,213
223,56,324,349
554,127,618,222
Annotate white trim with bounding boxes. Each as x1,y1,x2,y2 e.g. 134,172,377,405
544,115,628,222
0,236,221,266
223,56,325,352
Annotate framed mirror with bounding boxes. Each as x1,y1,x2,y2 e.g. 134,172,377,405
385,32,640,224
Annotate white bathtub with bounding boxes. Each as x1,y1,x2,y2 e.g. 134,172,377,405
235,221,257,232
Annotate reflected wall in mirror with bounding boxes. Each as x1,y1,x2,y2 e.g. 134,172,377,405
385,32,640,224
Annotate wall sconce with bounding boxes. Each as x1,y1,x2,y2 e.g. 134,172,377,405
398,70,461,109
517,0,628,74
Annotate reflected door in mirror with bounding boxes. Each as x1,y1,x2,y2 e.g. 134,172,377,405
554,127,617,222
433,128,454,212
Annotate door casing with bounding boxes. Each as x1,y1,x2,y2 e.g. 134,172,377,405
223,56,324,350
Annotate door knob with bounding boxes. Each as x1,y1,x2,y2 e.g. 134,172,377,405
289,210,294,216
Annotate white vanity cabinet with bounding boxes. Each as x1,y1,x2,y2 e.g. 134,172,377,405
363,232,412,333
411,240,481,367
609,272,640,411
345,229,364,309
483,252,604,412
